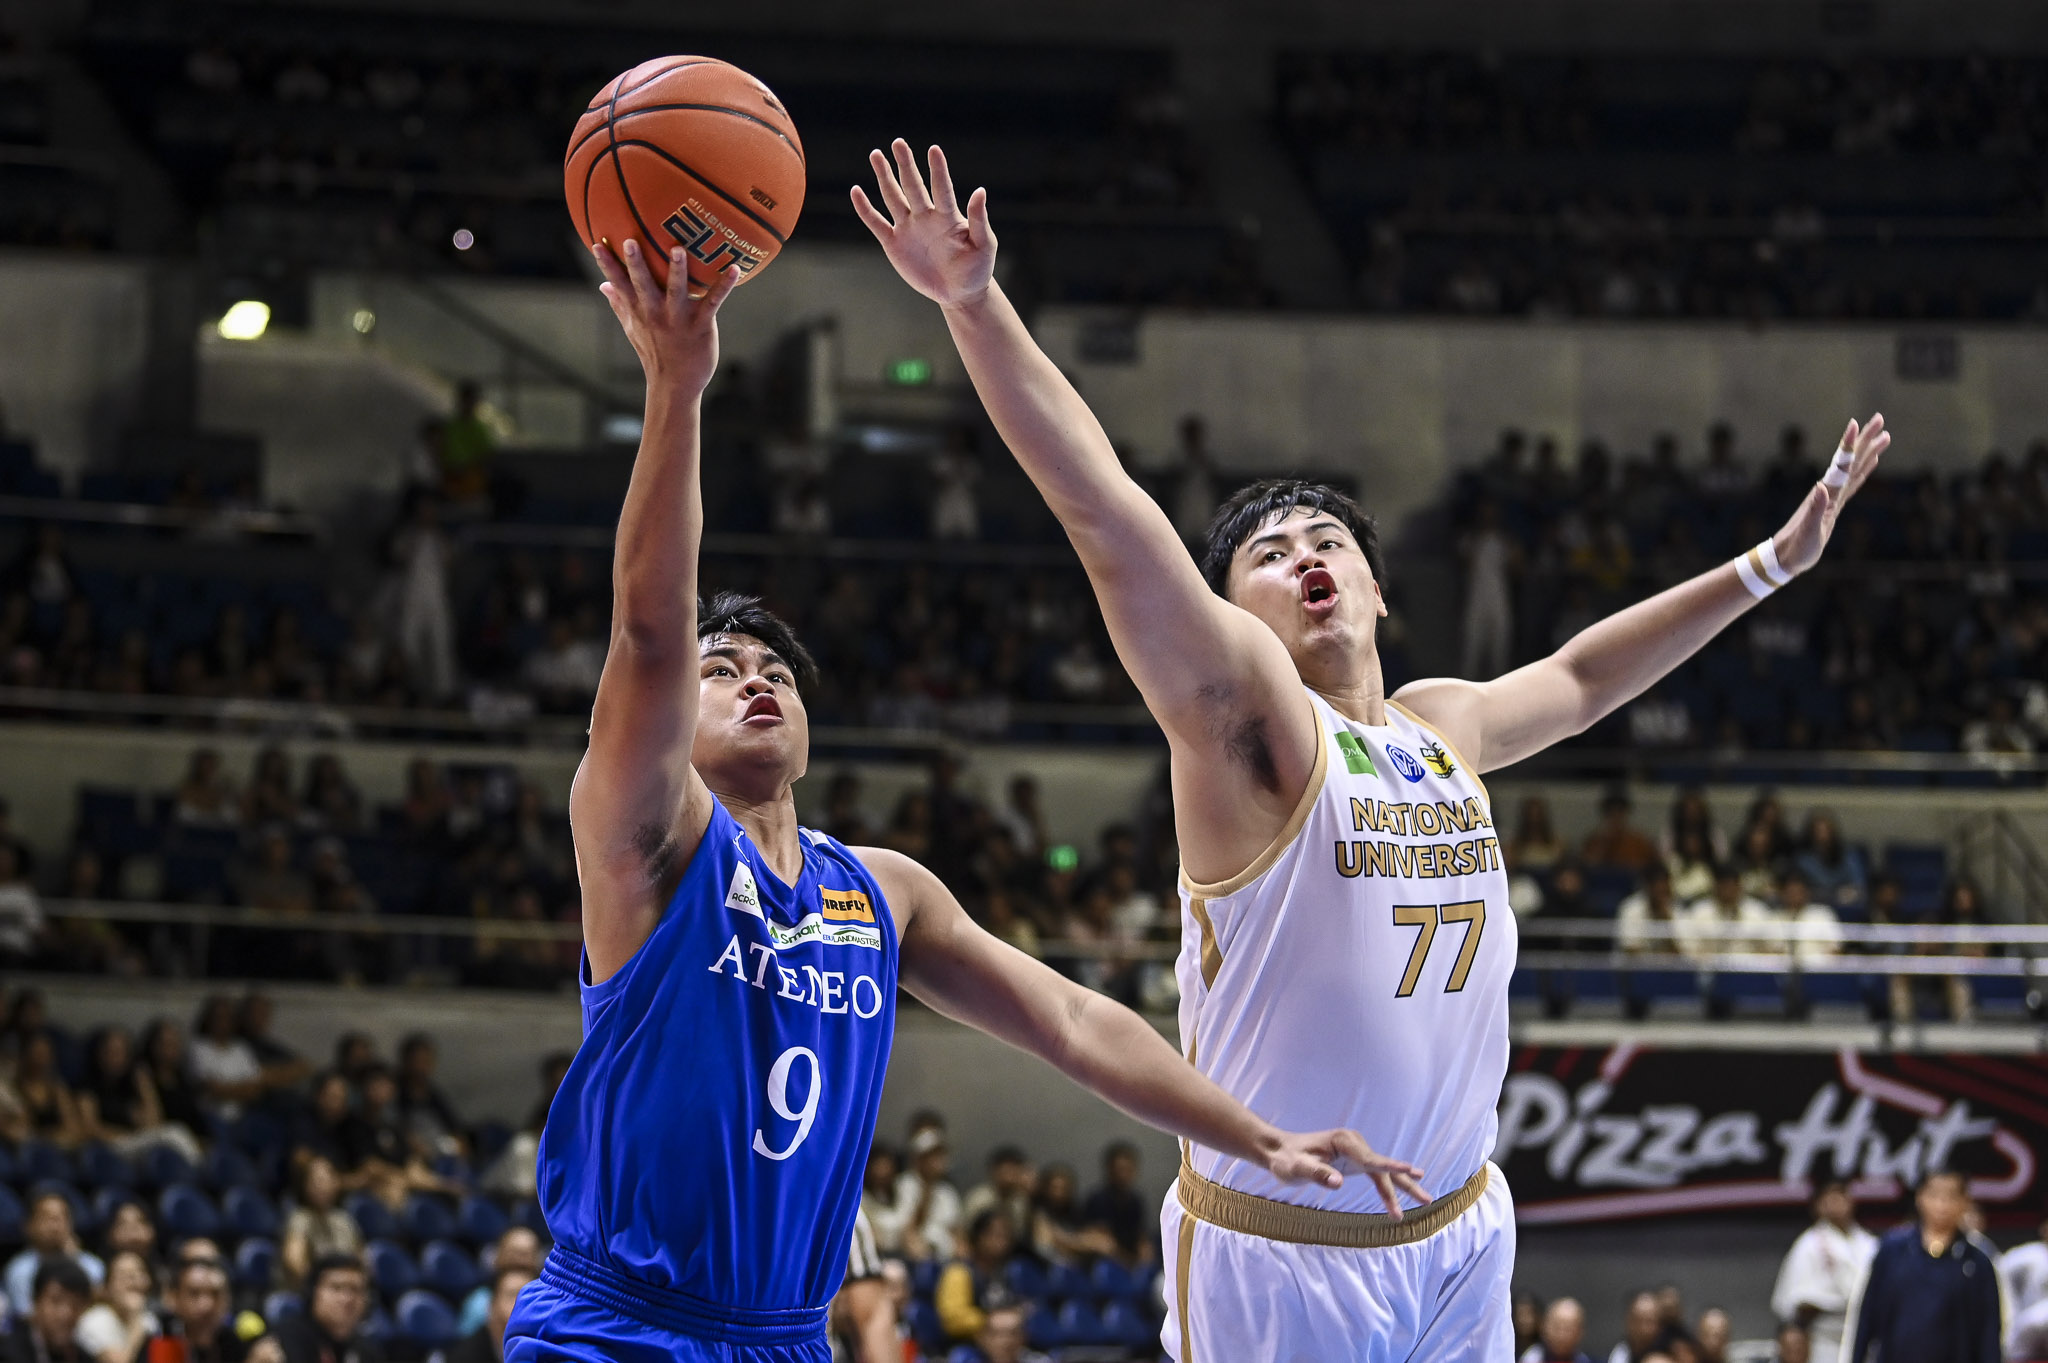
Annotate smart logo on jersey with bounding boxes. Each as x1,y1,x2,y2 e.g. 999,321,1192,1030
1419,740,1457,779
1385,745,1427,783
1335,731,1378,777
820,888,875,923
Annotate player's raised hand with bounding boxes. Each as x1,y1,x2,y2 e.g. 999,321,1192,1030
1263,1128,1430,1217
852,139,996,311
1776,412,1889,575
591,240,739,396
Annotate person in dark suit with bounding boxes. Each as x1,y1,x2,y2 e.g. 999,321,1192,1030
1,1258,92,1363
268,1256,381,1363
1846,1169,2001,1363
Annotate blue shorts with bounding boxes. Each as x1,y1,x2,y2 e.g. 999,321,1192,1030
505,1254,830,1363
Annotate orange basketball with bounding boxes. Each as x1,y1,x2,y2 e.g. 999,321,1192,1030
564,57,805,295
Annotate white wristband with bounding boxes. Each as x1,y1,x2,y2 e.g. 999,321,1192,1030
1822,443,1856,490
1735,538,1794,600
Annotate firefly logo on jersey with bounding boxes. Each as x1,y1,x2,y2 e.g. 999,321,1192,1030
820,888,875,923
1385,745,1427,782
1419,741,1457,779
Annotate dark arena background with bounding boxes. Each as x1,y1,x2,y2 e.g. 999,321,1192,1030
5,0,2048,1360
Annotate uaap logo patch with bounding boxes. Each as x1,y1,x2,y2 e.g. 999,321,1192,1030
1385,745,1426,783
1419,741,1457,779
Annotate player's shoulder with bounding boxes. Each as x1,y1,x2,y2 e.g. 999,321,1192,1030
841,845,937,903
1387,677,1486,767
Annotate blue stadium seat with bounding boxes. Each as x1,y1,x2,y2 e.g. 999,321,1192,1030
1089,1256,1146,1299
233,1237,277,1289
263,1291,302,1324
157,1184,221,1240
1045,1262,1090,1299
429,1153,472,1185
1025,1302,1064,1350
1800,972,1869,1006
910,1259,940,1297
395,1289,459,1346
401,1195,458,1242
19,1141,74,1185
510,1201,549,1238
137,1143,197,1191
456,1197,508,1248
0,1184,23,1244
0,1142,18,1185
419,1239,479,1299
1003,1257,1047,1300
365,1239,420,1296
76,1143,133,1189
222,1186,280,1239
345,1192,400,1242
472,1122,514,1165
360,1305,394,1344
1056,1299,1108,1345
902,1299,945,1354
201,1145,260,1191
1101,1298,1158,1348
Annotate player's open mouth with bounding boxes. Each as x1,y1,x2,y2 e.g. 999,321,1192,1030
1300,569,1339,612
742,695,783,725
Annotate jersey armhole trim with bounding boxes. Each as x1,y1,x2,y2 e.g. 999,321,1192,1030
1386,699,1491,806
1178,696,1329,900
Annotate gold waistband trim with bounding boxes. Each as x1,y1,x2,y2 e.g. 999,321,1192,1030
1175,1159,1488,1249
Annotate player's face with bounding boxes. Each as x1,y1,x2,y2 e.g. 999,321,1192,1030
1226,508,1385,677
692,634,811,788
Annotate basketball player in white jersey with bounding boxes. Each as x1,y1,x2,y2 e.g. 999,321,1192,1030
857,140,1890,1362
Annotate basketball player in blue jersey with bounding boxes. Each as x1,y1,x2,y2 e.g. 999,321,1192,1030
857,140,1891,1360
501,238,1429,1363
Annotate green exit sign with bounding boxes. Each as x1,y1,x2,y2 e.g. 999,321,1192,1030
885,357,933,386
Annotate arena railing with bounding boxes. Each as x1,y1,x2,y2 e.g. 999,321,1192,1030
0,494,321,539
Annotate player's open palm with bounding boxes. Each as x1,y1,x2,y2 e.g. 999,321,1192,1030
591,239,738,396
853,139,996,310
1776,412,1889,575
1266,1127,1431,1217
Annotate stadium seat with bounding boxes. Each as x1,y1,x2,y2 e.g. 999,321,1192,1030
1003,1257,1047,1300
157,1184,221,1240
76,1142,133,1189
137,1142,198,1191
18,1141,73,1185
456,1197,508,1247
1089,1256,1145,1300
345,1192,400,1242
902,1299,945,1354
419,1239,479,1299
233,1237,277,1289
510,1201,550,1237
395,1289,460,1345
201,1145,260,1191
262,1291,302,1324
472,1122,514,1165
1045,1262,1090,1299
0,1184,23,1244
222,1185,280,1239
360,1305,394,1344
1024,1302,1064,1350
1101,1298,1158,1348
365,1239,421,1296
910,1259,940,1296
401,1195,458,1242
1056,1299,1108,1345
429,1153,472,1185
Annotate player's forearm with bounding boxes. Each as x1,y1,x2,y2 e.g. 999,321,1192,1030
940,283,1150,539
611,383,704,651
1050,988,1282,1167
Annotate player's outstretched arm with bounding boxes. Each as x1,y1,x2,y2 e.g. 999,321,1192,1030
853,142,1315,780
570,244,740,983
1396,415,1890,773
871,847,1429,1214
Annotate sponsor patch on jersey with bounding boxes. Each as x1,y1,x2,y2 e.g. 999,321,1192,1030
725,862,762,918
1385,744,1427,782
1419,740,1457,778
1335,730,1378,777
821,887,875,923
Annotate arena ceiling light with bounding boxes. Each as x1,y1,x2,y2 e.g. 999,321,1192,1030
216,300,271,341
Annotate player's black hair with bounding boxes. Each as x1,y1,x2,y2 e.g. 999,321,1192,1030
697,592,819,692
1199,479,1383,600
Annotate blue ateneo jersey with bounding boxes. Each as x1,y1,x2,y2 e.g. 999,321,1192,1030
535,797,898,1335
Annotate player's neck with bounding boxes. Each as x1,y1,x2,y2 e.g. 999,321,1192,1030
720,788,805,884
1303,648,1388,727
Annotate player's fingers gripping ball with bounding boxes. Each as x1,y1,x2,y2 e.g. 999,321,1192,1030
565,57,806,296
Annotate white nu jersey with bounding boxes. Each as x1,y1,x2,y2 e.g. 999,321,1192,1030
1176,689,1515,1212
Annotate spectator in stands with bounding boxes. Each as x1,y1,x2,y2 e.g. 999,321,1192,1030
1773,1323,1810,1363
395,1033,465,1158
1512,1292,1543,1356
1580,791,1657,872
1778,870,1844,963
1170,415,1219,546
1846,1168,2000,1363
1935,879,1993,1024
1507,798,1565,873
76,1248,156,1363
139,1020,209,1134
1666,830,1716,905
1029,1163,1112,1266
173,749,239,825
1961,693,2035,762
1732,821,1787,906
2000,1210,2048,1336
279,1156,361,1290
929,426,982,541
480,1053,566,1199
1662,788,1726,865
190,995,266,1122
77,1025,204,1163
458,1228,541,1336
237,993,311,1091
522,614,604,712
438,381,496,508
961,1146,1035,1245
1683,864,1778,969
1460,501,1519,679
1795,813,1867,919
392,495,458,702
1081,1142,1153,1269
935,1209,1021,1341
1693,1308,1730,1363
947,1303,1049,1363
270,1255,380,1363
446,1263,537,1363
153,1253,277,1362
5,1189,105,1314
859,1145,907,1255
7,524,74,610
1520,1296,1592,1363
99,1198,157,1268
884,1126,963,1262
1,1257,92,1363
13,1031,82,1146
1609,1290,1668,1363
1616,863,1681,956
301,756,364,834
341,1063,456,1208
0,843,45,966
244,748,298,826
291,1071,353,1175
